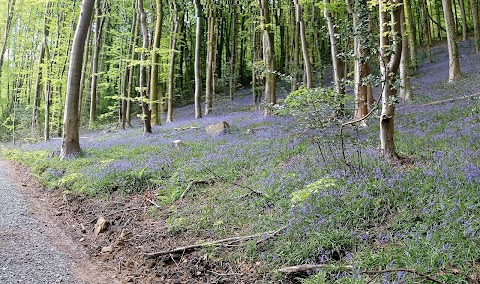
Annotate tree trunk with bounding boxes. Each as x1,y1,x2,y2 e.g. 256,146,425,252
89,0,106,127
229,0,238,101
404,0,417,68
150,0,164,126
471,0,480,53
78,21,92,126
346,0,370,123
204,0,215,116
122,2,138,129
459,0,468,40
138,0,152,134
421,0,433,61
259,0,276,115
442,0,462,82
291,0,300,92
379,0,402,160
400,6,413,100
32,3,50,136
194,0,203,118
293,0,313,88
324,0,345,112
0,0,16,81
166,0,179,122
60,0,95,159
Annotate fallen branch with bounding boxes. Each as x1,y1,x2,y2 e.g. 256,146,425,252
197,163,268,198
277,264,353,273
364,269,444,284
174,126,199,131
398,93,480,110
179,178,216,200
145,228,282,258
277,265,444,284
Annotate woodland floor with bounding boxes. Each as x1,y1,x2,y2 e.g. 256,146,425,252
1,40,480,284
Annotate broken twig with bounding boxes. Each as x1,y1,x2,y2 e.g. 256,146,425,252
145,228,282,258
179,178,216,200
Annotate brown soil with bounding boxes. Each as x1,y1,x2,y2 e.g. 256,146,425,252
5,161,269,284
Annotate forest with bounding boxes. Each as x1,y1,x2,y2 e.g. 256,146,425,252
0,0,479,283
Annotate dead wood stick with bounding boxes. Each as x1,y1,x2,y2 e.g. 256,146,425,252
277,264,354,273
277,265,444,284
398,93,480,110
145,228,281,258
364,269,444,284
198,164,268,197
179,178,215,200
88,207,142,224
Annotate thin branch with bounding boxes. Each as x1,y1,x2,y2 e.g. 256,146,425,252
196,163,268,197
364,269,444,284
179,178,215,200
397,93,480,110
145,228,284,258
277,265,445,284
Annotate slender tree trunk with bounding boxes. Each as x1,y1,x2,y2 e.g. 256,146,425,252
78,22,92,126
400,6,413,100
166,0,179,122
442,0,462,82
229,0,238,101
471,0,480,52
138,0,152,134
149,0,163,126
88,0,106,127
290,0,300,92
0,0,16,81
404,0,417,68
60,0,95,159
293,0,313,88
422,0,433,61
259,0,276,115
346,0,370,123
379,0,403,160
324,0,345,112
204,0,215,116
194,0,203,118
459,0,468,40
122,2,138,129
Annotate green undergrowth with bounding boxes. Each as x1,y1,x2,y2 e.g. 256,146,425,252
1,93,479,283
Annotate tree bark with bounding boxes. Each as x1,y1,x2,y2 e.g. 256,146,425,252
194,0,203,118
379,0,403,160
229,0,238,100
470,0,480,53
400,6,413,100
166,0,180,122
459,0,468,40
150,0,164,126
137,0,152,134
404,0,417,68
442,0,462,82
32,2,50,136
60,0,95,159
293,0,313,88
259,0,276,115
88,0,106,128
0,0,16,81
122,2,139,129
204,0,215,116
324,0,345,113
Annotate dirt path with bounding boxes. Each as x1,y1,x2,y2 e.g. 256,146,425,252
0,160,119,284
